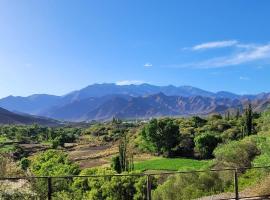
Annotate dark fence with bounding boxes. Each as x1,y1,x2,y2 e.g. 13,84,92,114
1,166,270,200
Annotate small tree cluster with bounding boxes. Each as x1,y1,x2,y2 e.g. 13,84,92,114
140,118,180,157
112,135,134,173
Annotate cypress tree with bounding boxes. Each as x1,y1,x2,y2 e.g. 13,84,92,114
243,103,253,136
112,134,134,173
119,135,128,172
225,111,230,121
236,108,241,120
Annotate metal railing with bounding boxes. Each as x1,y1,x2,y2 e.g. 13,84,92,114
1,166,270,200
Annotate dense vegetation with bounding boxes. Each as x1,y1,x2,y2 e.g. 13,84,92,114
2,105,270,199
136,105,258,160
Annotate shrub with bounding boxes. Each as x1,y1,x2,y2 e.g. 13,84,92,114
152,172,224,200
72,168,155,200
214,138,259,169
20,157,30,170
0,154,23,177
30,150,79,176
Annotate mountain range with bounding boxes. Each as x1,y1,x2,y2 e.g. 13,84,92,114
0,83,269,122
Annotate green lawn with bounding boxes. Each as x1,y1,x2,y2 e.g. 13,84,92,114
134,157,212,171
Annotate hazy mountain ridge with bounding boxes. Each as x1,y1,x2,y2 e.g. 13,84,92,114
0,94,61,114
0,83,269,122
0,107,60,126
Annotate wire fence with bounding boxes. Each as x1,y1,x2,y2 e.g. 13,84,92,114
1,166,270,200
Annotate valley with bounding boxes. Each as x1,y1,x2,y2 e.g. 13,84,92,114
1,105,270,199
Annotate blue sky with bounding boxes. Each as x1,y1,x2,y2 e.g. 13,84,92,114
0,0,270,98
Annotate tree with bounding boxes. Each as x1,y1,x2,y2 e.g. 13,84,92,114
111,155,122,173
235,108,241,120
174,134,195,157
191,116,207,128
225,111,230,121
112,135,134,173
243,104,253,136
140,118,180,157
194,133,221,159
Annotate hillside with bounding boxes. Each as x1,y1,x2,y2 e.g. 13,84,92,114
0,107,60,126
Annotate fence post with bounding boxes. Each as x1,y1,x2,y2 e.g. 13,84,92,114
146,175,152,200
234,169,239,200
47,177,52,200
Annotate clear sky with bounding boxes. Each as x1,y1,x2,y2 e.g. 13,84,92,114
0,0,270,98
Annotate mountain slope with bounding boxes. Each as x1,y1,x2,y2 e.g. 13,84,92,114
82,93,244,121
40,94,132,121
0,107,60,126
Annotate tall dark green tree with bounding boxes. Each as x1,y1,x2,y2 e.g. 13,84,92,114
235,108,241,120
112,135,134,173
225,111,230,121
243,103,253,136
119,135,128,172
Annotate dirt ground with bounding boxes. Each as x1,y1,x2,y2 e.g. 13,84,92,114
68,143,118,168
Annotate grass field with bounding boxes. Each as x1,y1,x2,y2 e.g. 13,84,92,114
134,157,212,171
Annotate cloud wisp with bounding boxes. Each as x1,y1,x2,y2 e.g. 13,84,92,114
176,42,270,69
240,76,250,81
144,63,153,67
116,80,145,85
190,40,238,51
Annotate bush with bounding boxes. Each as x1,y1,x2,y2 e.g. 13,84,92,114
214,138,259,169
20,157,30,170
30,150,79,176
0,154,23,177
152,172,224,200
72,168,155,200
